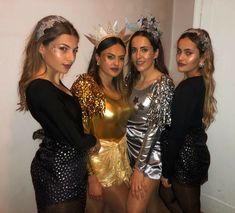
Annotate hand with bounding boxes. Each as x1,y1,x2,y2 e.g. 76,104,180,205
161,176,172,188
88,175,103,200
88,138,101,155
130,168,147,200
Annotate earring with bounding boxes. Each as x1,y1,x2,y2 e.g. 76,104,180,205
154,58,158,67
97,61,100,66
199,62,205,69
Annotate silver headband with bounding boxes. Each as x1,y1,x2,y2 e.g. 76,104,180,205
36,16,67,41
184,29,209,52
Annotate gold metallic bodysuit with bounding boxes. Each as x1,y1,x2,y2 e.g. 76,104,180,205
71,74,131,187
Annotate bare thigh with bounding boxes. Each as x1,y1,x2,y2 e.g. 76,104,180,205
103,182,129,213
86,183,129,213
127,178,160,213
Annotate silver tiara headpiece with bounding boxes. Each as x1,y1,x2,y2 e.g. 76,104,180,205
36,16,67,41
125,14,162,42
85,21,129,48
184,29,209,52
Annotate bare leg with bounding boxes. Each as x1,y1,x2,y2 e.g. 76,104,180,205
86,183,129,213
103,182,129,213
85,194,104,213
127,178,159,213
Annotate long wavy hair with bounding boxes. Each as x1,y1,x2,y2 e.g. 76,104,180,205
87,36,126,96
178,28,217,129
18,15,79,111
126,30,169,96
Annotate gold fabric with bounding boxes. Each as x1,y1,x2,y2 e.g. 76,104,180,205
87,95,131,140
71,74,131,187
89,135,131,187
88,95,132,187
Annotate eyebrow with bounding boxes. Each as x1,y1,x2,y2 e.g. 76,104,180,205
178,47,193,51
58,43,78,49
104,52,125,57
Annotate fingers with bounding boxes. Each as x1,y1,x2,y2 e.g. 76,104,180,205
131,181,147,200
161,177,172,188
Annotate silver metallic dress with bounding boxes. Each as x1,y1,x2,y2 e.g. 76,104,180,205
127,74,174,180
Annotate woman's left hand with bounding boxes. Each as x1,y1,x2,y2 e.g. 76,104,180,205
88,138,101,155
130,168,147,200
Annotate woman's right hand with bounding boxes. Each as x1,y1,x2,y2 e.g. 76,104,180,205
130,168,147,200
88,175,103,200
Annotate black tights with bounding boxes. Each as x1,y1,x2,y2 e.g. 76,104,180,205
159,180,201,213
38,198,85,213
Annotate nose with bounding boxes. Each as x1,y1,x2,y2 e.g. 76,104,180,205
67,50,76,63
135,50,142,59
177,52,185,61
114,58,119,66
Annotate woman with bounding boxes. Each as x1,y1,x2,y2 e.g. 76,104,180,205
125,15,174,213
18,15,98,213
160,28,217,213
71,23,131,213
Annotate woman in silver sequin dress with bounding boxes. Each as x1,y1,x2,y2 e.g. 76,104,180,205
160,29,217,213
125,15,174,213
18,16,98,213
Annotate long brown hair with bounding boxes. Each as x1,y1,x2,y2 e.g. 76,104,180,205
18,15,79,111
178,28,217,129
126,30,169,96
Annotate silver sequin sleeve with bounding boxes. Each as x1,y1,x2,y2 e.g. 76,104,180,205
127,75,174,179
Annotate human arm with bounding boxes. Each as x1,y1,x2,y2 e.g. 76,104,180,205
131,76,174,197
161,78,205,179
135,76,174,173
26,80,96,151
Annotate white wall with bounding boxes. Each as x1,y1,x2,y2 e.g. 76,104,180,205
193,0,235,212
169,0,195,85
0,1,173,212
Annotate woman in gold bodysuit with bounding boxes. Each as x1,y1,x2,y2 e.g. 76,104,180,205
71,23,131,213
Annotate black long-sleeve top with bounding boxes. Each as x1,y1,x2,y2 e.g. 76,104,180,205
26,79,96,151
162,76,205,178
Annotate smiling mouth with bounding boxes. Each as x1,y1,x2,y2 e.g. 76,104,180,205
136,61,144,65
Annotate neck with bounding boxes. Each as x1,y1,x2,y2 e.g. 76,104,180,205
37,67,61,85
99,71,113,89
139,68,160,83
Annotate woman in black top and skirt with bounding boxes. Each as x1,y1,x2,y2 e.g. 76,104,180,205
159,28,217,213
18,15,99,213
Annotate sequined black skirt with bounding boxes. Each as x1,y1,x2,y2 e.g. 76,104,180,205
174,129,210,186
31,137,88,210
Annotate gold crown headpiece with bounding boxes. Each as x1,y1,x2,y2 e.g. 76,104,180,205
85,21,129,48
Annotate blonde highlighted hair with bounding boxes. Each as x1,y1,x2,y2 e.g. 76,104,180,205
178,28,217,129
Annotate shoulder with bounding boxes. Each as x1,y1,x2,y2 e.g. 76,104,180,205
71,73,103,99
71,73,105,118
177,76,204,94
152,74,175,94
71,73,96,91
26,79,55,97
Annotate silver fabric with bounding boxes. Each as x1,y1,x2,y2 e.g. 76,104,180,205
127,75,174,179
